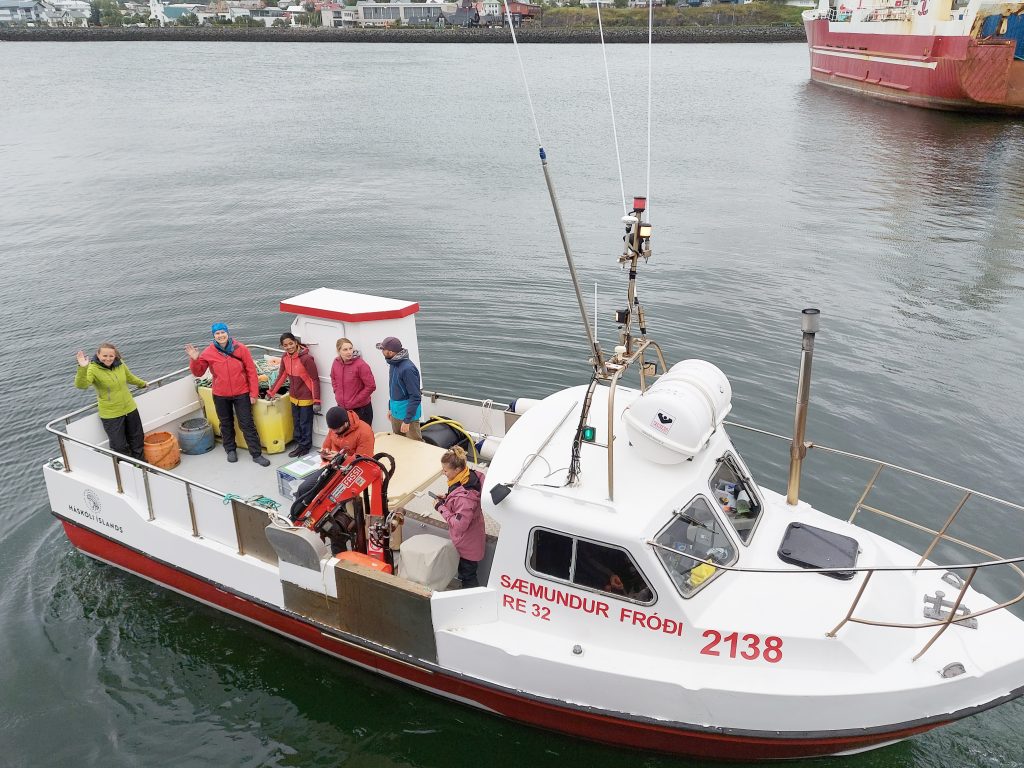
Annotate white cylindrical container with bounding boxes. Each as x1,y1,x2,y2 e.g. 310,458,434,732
509,398,541,415
621,359,733,464
476,436,503,462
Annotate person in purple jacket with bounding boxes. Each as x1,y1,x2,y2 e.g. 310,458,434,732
330,337,376,427
435,446,486,588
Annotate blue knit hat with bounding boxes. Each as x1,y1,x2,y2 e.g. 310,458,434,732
211,323,229,335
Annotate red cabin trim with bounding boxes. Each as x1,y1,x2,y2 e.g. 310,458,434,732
279,301,420,323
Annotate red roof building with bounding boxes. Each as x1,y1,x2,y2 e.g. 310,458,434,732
504,1,540,18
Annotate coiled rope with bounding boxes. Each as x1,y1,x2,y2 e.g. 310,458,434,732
222,493,281,512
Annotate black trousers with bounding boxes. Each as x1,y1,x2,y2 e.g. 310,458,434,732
353,403,373,428
457,557,479,589
213,394,262,457
102,408,145,461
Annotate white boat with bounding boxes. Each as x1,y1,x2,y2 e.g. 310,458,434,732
43,201,1024,760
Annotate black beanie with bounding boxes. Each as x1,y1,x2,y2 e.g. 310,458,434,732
326,407,350,430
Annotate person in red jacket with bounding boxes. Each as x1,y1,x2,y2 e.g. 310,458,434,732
435,446,486,588
286,406,376,519
330,337,376,427
268,332,321,457
186,323,270,467
319,407,375,460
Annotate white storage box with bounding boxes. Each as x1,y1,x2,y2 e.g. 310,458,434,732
277,453,325,500
398,534,460,591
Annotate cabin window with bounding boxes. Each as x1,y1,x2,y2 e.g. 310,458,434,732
528,528,655,604
709,452,764,544
654,496,738,598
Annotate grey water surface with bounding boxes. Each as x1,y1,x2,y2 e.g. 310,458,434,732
1,41,1023,768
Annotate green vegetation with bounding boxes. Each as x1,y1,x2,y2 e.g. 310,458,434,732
538,2,803,27
90,0,123,26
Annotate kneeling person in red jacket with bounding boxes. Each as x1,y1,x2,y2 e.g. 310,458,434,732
288,407,375,521
319,406,375,460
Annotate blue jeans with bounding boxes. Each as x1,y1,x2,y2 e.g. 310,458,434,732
292,402,314,449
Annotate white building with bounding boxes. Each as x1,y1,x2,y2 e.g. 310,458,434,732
0,0,41,23
353,0,456,26
320,3,356,26
44,0,90,24
0,0,89,25
251,4,286,23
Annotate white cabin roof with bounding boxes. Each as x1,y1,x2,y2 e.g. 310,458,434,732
280,287,419,323
485,383,731,542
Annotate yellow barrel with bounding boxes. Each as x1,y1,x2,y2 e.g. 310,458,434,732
196,387,294,454
144,431,181,469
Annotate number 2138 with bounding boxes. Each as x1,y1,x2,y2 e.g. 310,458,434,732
700,630,783,663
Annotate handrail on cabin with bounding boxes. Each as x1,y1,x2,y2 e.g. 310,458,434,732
688,420,1024,659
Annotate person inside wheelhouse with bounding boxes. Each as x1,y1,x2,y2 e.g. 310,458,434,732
710,452,763,543
529,529,654,603
652,451,765,597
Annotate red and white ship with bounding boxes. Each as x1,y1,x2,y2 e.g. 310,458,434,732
803,0,1024,112
43,198,1024,760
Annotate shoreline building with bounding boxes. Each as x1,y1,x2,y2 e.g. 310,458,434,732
349,0,457,27
0,0,89,26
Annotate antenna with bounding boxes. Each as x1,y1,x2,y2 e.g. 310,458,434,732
538,149,608,376
612,196,653,366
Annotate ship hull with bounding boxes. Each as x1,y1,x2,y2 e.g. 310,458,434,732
57,512,960,761
804,18,1024,113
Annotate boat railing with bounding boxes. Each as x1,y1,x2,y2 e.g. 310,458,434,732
45,344,288,554
421,389,512,438
649,419,1024,660
46,351,513,554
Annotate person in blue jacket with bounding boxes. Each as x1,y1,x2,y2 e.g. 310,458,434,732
376,336,422,441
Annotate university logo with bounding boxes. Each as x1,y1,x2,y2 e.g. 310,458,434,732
651,411,674,435
83,489,102,513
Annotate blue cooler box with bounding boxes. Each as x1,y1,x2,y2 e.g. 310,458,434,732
277,454,325,500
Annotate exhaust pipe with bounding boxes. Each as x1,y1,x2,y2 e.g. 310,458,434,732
786,308,820,506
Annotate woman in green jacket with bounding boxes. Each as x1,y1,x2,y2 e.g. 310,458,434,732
75,343,148,461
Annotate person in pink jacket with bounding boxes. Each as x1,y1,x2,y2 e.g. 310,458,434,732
435,446,486,588
186,323,270,467
330,337,376,427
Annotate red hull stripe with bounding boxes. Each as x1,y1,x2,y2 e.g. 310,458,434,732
59,515,980,760
278,301,420,323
